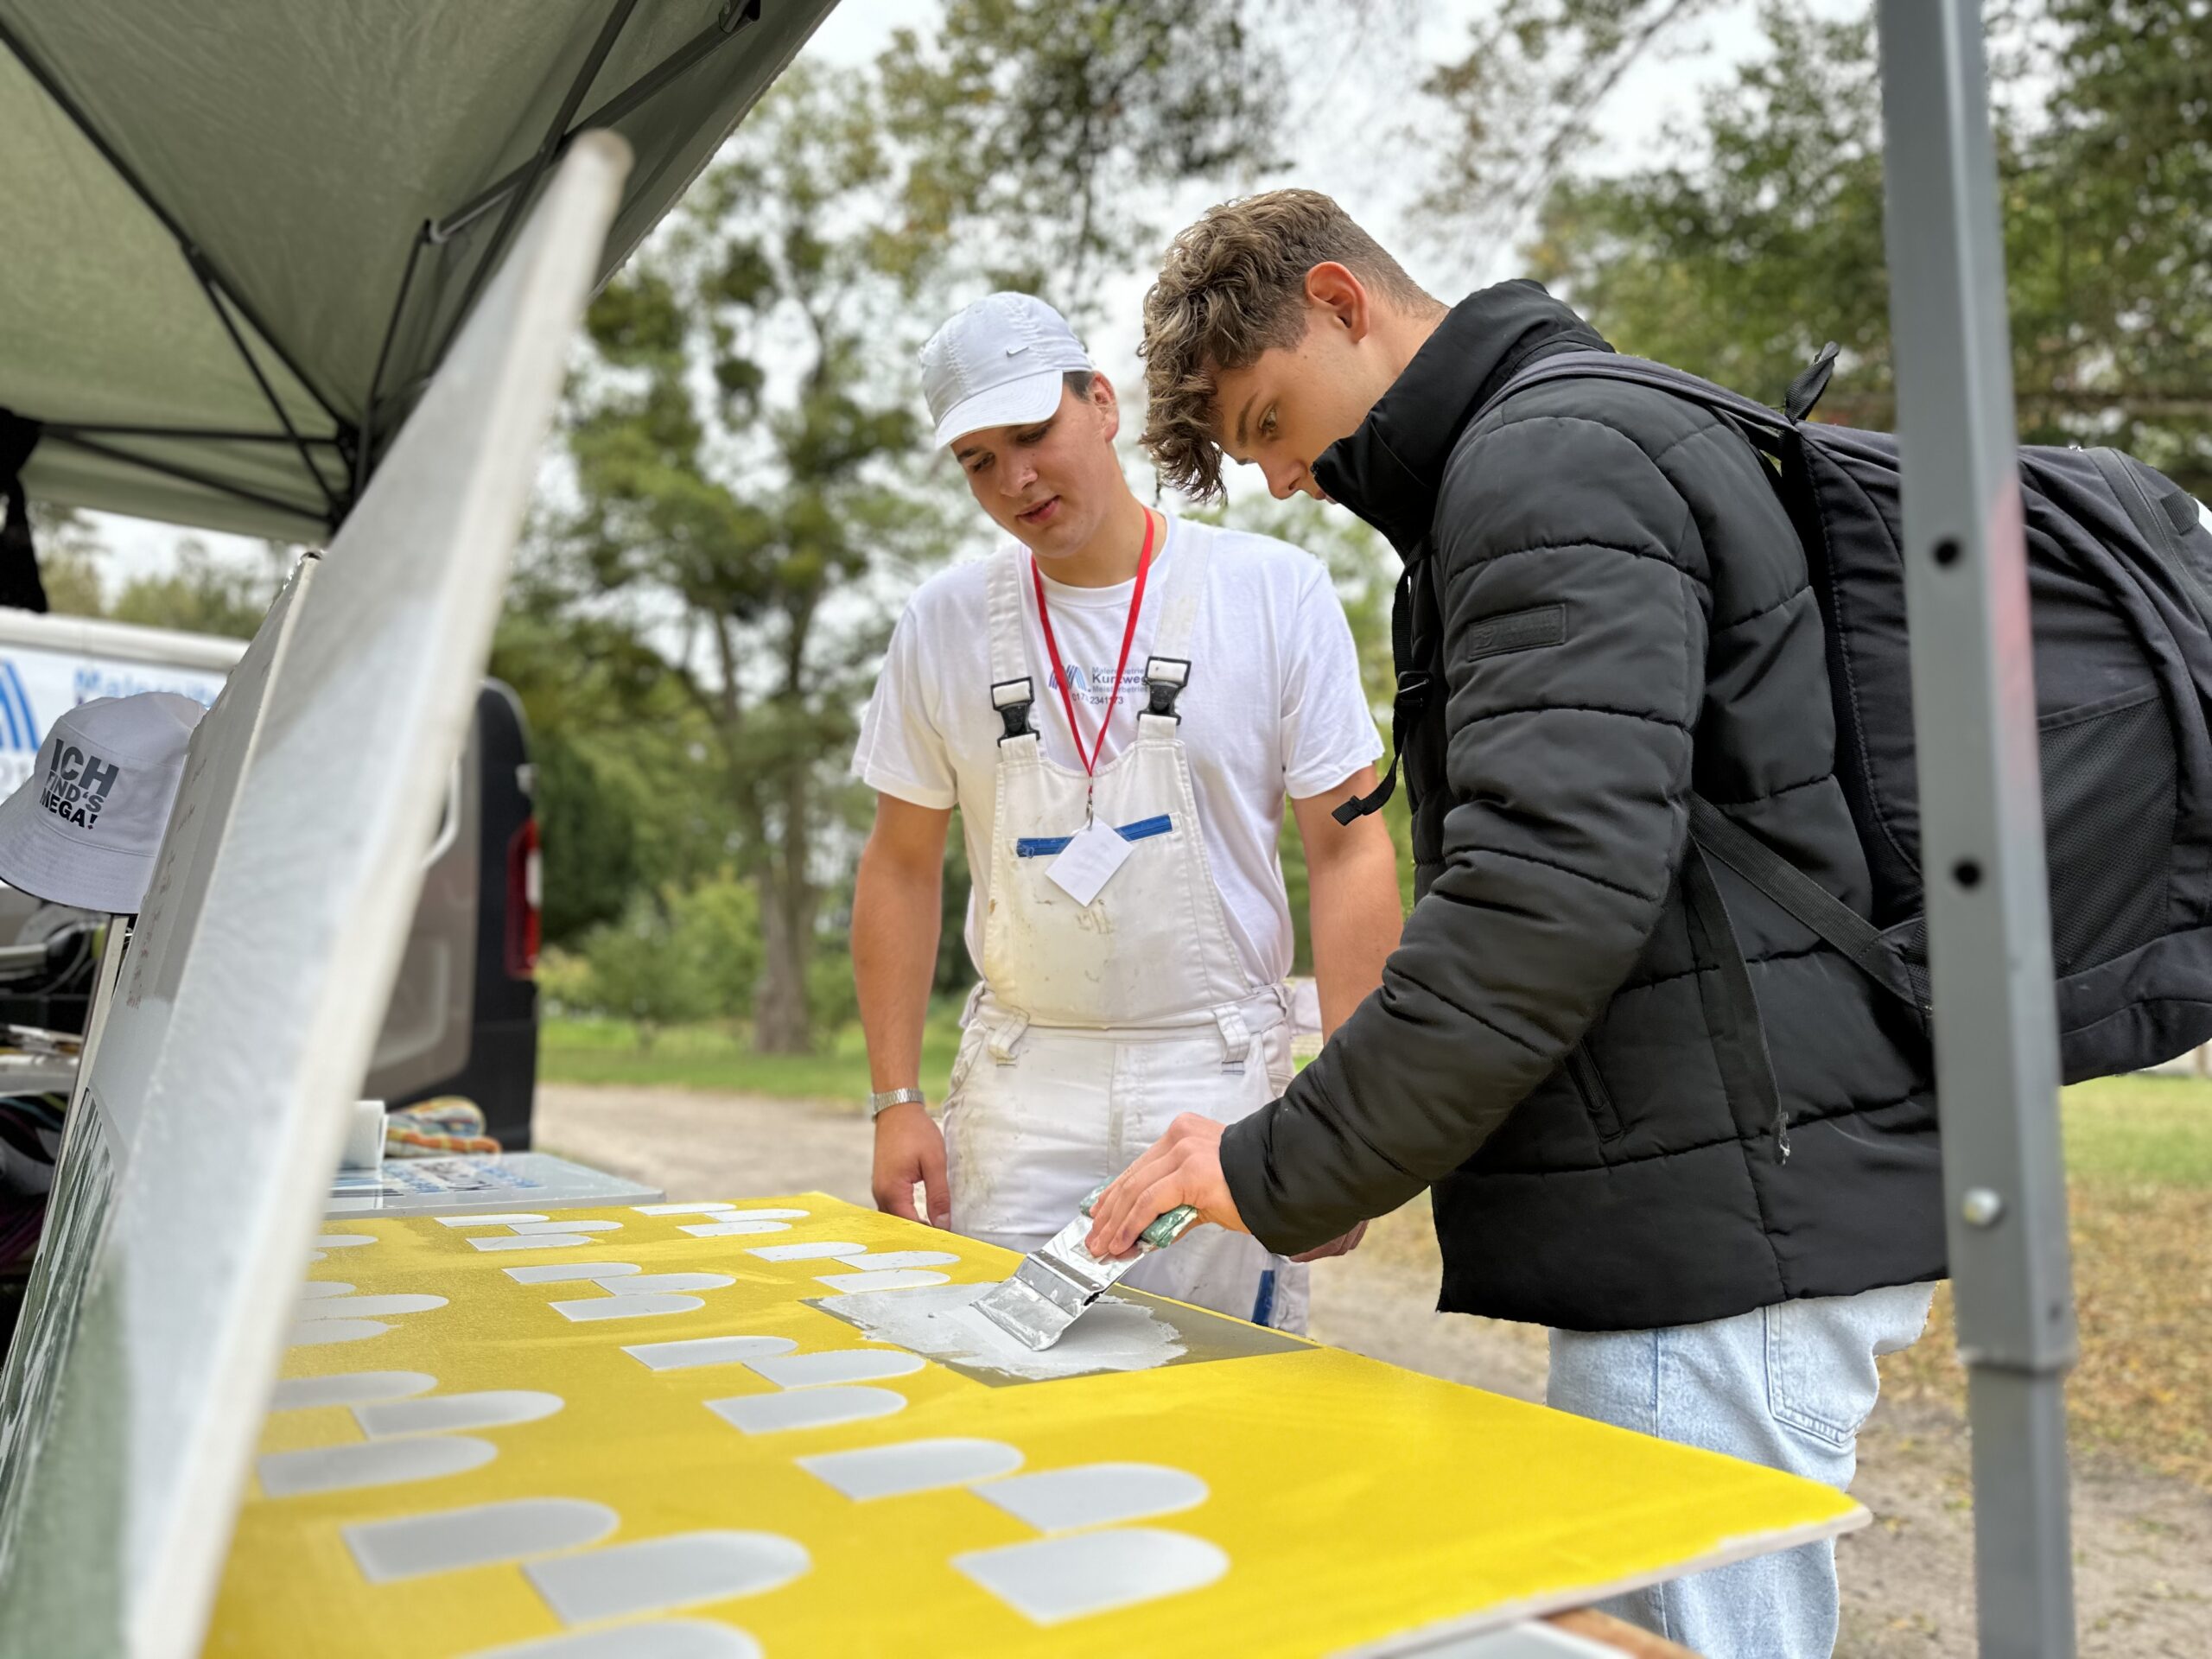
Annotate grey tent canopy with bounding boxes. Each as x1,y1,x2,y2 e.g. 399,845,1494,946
0,0,837,543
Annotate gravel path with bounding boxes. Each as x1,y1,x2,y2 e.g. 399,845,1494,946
537,1083,2212,1656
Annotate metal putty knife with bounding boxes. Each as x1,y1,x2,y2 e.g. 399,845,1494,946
972,1185,1199,1351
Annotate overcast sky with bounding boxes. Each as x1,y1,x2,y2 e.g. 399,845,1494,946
88,0,1858,586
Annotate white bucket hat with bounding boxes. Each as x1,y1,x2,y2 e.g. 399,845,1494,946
919,291,1096,448
0,692,206,913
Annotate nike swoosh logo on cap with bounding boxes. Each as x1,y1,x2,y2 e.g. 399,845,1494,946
1005,342,1029,355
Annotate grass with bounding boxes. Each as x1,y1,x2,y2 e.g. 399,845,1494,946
1877,1072,2212,1491
2042,1070,2212,1186
540,1007,966,1107
542,1002,1313,1102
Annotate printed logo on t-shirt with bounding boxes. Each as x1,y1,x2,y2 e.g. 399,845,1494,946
39,743,123,829
1051,665,1144,708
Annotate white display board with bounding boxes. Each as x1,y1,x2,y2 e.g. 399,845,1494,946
325,1153,664,1217
0,136,631,1659
0,558,312,1645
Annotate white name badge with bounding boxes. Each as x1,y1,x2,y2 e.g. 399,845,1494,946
1046,821,1133,907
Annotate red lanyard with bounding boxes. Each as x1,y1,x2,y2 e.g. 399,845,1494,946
1030,511,1157,780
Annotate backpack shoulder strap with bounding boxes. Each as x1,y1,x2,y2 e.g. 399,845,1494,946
2088,447,2189,566
1332,562,1430,824
1476,349,1796,444
1688,794,1924,1012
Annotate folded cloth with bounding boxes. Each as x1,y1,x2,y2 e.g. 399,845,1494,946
386,1096,500,1157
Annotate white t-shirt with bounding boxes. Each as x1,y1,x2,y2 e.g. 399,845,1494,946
852,516,1382,990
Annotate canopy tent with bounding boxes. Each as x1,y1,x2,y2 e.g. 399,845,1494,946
0,0,838,546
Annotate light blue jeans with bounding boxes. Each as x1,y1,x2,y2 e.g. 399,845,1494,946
1548,1281,1936,1659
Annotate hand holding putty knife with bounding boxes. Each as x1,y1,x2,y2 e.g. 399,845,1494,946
972,1184,1202,1351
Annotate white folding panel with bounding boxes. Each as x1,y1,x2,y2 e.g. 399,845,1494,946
0,134,631,1658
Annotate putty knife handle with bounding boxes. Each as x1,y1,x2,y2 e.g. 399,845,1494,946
1136,1205,1200,1249
1079,1185,1200,1252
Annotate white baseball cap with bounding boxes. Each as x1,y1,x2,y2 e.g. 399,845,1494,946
920,291,1095,449
0,692,206,913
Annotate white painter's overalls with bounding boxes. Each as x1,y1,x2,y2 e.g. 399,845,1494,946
943,531,1310,1332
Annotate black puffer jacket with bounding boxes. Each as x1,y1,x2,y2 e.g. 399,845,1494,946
1220,282,1946,1332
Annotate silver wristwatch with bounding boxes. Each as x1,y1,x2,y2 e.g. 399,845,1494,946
868,1086,926,1121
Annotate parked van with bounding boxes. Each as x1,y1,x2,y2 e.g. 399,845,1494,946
0,608,540,1143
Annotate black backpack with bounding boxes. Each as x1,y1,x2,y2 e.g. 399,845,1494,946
1453,348,2212,1083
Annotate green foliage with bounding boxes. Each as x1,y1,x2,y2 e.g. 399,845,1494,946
560,65,962,1056
26,505,106,617
29,515,294,640
528,731,639,948
37,552,105,620
880,0,1291,309
573,893,713,1046
2061,1073,2212,1191
1529,5,1886,414
1187,493,1418,965
107,538,285,639
566,874,766,1048
1525,1,2212,493
934,816,976,997
539,1001,970,1103
533,944,594,1015
676,873,766,1020
491,560,719,948
2009,0,2212,493
806,944,861,1042
1421,0,1735,241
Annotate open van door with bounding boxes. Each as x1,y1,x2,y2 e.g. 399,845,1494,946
0,607,540,1141
364,683,538,1145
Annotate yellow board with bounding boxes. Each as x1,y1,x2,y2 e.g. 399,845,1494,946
205,1194,1861,1658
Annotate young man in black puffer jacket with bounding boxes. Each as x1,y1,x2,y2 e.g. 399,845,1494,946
1088,188,1945,1659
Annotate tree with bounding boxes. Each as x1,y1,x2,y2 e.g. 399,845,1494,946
562,64,950,1055
1419,0,1734,251
672,873,767,1022
1520,1,2212,493
2007,0,2212,492
575,893,715,1052
22,512,296,639
107,538,289,639
488,563,712,949
880,0,1294,311
566,875,762,1046
933,823,976,997
1526,5,1889,411
24,505,106,618
525,730,640,950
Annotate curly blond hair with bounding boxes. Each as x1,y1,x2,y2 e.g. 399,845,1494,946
1139,189,1433,500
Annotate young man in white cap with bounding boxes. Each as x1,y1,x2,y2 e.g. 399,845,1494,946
0,693,204,914
849,291,1402,1329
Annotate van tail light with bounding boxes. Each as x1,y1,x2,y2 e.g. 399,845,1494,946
505,817,542,978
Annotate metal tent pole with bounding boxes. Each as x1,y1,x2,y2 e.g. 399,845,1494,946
1873,5,2078,1656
